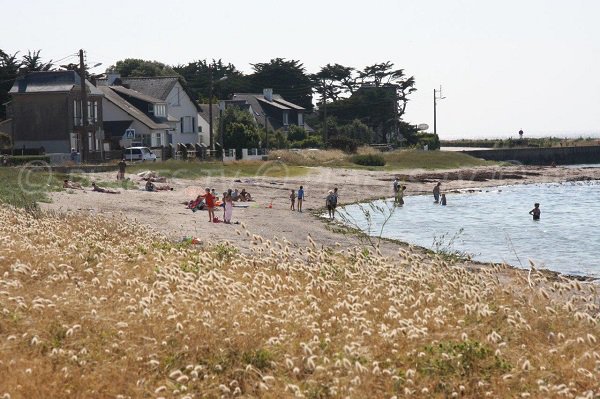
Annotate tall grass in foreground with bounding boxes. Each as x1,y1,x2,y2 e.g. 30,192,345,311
1,207,599,398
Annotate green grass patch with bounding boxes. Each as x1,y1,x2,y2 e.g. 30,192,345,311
383,150,493,170
351,154,386,166
0,167,59,209
127,159,308,179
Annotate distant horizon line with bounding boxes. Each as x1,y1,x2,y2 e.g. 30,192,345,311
438,131,600,140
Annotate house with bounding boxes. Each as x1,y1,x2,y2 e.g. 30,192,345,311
197,103,220,146
225,89,312,133
118,76,201,145
99,85,171,149
8,71,104,153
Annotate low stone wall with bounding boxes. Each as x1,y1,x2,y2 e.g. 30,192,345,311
463,146,600,165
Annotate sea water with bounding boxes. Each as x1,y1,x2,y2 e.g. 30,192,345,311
338,181,600,277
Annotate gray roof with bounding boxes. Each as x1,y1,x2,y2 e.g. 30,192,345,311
230,93,312,132
120,77,179,100
109,84,166,104
198,103,220,125
9,71,103,96
99,86,169,131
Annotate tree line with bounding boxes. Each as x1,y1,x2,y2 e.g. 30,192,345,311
1,49,436,150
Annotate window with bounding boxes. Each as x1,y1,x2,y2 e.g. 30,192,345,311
154,132,162,147
282,111,289,126
192,117,196,133
298,112,304,126
154,104,166,117
87,101,97,124
180,117,184,133
148,104,154,114
73,100,82,126
180,116,193,133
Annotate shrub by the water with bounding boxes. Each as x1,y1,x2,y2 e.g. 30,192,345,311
351,153,386,166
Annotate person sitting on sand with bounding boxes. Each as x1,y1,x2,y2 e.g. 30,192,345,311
240,189,252,202
91,182,119,194
188,195,205,212
145,180,173,191
529,203,541,220
63,179,84,190
232,188,240,201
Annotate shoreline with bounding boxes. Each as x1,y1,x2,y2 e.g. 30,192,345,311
41,164,600,279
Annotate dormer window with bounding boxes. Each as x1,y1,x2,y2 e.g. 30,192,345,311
154,104,166,117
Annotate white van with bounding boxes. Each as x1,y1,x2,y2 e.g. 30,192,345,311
123,147,157,162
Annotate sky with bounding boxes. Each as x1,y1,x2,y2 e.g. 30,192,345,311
2,0,599,139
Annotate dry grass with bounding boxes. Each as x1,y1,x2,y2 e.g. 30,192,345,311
1,207,599,398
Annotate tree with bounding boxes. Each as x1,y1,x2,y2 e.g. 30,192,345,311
21,50,53,72
248,58,314,110
0,49,20,120
219,107,260,159
286,124,307,142
339,119,374,144
173,59,248,102
111,59,178,77
312,63,356,102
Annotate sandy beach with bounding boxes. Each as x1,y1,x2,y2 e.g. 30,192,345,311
42,164,600,259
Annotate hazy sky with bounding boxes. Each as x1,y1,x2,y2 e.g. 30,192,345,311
2,0,599,139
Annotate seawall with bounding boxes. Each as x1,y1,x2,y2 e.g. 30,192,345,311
463,145,600,165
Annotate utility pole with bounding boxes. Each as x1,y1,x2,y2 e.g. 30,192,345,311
79,49,89,163
433,85,445,136
322,82,327,147
208,66,214,155
264,114,269,153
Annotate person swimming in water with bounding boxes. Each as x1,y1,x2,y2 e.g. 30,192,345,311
529,203,541,220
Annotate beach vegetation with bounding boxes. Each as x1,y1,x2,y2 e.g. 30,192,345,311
1,207,599,397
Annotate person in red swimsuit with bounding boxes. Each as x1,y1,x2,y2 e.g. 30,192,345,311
199,187,216,222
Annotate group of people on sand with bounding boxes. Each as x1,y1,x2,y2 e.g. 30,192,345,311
289,186,305,212
186,187,253,224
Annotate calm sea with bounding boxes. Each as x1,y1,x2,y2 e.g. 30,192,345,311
338,181,600,277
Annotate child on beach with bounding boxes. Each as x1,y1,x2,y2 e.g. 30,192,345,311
199,188,216,222
224,193,233,224
529,203,541,220
290,189,296,211
297,186,304,212
440,193,447,206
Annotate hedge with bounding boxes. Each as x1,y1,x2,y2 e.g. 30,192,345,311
351,154,386,166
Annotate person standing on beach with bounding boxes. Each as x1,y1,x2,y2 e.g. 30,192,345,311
433,182,441,203
117,158,127,180
224,193,233,224
199,188,216,222
393,177,399,196
529,203,541,220
297,186,304,212
290,189,296,211
326,188,339,220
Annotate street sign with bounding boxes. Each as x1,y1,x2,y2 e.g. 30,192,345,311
125,129,135,139
417,124,429,131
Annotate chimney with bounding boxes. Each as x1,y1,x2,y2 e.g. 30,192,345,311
263,88,273,102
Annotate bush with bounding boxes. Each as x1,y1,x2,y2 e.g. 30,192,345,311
290,135,323,149
4,155,51,166
328,136,359,153
416,133,441,150
351,154,386,166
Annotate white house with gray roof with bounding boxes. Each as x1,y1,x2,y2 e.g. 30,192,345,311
119,77,200,145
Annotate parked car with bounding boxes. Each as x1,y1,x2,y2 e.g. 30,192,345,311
123,147,157,162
